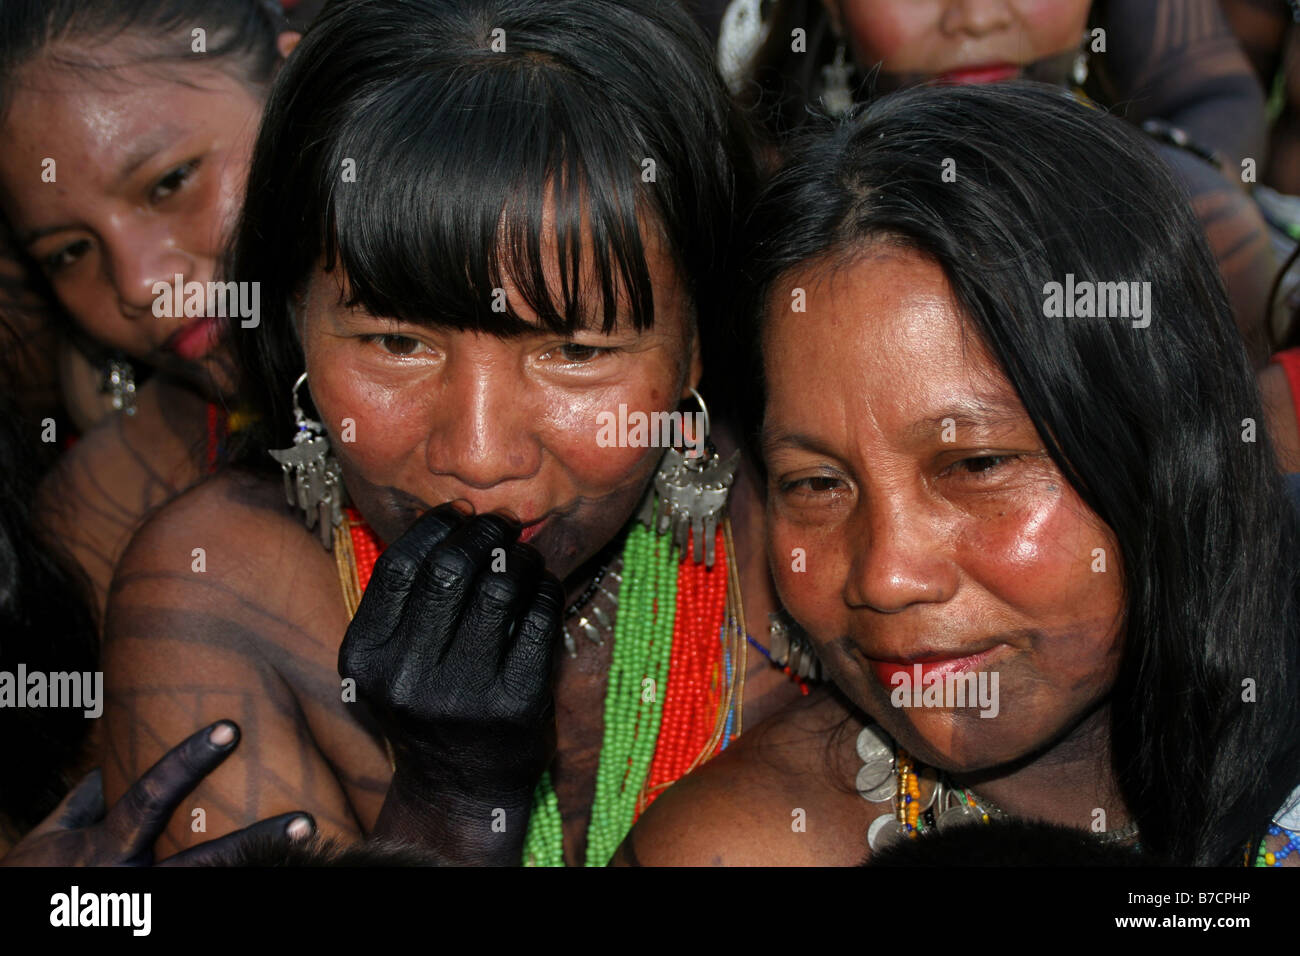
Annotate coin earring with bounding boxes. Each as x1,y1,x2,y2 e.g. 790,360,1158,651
638,387,739,567
268,371,345,550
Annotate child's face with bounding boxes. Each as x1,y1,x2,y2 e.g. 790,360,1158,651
824,0,1091,85
0,45,264,393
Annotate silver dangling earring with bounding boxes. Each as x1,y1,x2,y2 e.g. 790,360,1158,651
102,356,137,416
637,387,739,567
821,41,854,118
1071,49,1089,87
268,371,345,550
767,609,824,682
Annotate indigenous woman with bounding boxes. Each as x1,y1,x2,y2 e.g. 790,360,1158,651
623,82,1300,866
0,0,298,617
726,0,1278,364
100,0,800,865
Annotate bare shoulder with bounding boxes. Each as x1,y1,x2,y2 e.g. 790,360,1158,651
113,465,327,587
35,378,210,617
105,466,346,662
100,468,372,851
617,688,873,866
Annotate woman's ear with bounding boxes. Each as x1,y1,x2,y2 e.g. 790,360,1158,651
685,324,703,395
291,284,310,345
277,31,302,60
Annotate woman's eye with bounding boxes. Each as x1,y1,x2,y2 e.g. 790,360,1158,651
361,333,425,356
553,343,615,364
150,160,199,203
951,455,1018,476
43,239,92,274
779,475,844,495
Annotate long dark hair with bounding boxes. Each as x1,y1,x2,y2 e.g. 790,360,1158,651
742,82,1300,865
228,0,756,464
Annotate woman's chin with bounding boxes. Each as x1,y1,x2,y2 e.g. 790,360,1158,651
863,705,1033,776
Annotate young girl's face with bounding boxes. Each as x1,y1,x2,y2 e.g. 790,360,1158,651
824,0,1091,84
0,46,264,393
762,247,1124,773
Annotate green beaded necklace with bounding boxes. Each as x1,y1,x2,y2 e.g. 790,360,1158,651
523,499,680,866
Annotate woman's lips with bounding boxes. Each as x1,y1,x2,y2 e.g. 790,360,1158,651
936,63,1021,85
518,517,549,544
162,315,224,362
869,645,1004,687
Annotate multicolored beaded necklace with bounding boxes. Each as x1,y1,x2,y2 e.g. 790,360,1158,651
858,723,1300,865
333,493,748,867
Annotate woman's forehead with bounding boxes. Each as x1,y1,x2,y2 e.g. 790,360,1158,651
763,249,1017,420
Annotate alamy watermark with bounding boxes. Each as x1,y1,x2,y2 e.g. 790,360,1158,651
0,665,102,718
595,405,706,458
889,666,1000,718
1042,274,1151,328
50,886,150,936
152,273,260,328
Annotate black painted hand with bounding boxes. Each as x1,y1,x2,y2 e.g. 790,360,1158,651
1,721,315,867
338,504,564,855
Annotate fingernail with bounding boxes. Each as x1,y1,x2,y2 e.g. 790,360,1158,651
286,816,314,840
209,722,237,747
446,498,475,516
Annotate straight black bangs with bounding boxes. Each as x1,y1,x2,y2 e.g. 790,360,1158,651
319,59,660,337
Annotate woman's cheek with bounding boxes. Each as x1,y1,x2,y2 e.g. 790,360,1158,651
545,376,678,491
1020,0,1091,58
841,0,928,66
67,292,149,356
768,509,844,638
956,489,1119,620
309,351,423,473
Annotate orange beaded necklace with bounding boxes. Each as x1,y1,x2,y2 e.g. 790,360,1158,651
332,503,744,830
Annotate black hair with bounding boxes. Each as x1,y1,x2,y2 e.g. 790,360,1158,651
0,0,287,120
0,384,98,838
227,0,756,461
867,818,1157,867
742,82,1300,866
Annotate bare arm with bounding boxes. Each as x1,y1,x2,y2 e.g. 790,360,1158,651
1098,0,1268,165
99,477,385,855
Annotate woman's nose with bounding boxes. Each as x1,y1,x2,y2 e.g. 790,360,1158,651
104,220,199,318
425,363,543,489
843,496,959,613
942,0,1015,38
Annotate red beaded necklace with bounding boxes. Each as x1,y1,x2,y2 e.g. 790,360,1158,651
338,505,736,817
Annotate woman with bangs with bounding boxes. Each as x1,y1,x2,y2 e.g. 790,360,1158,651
100,0,802,866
